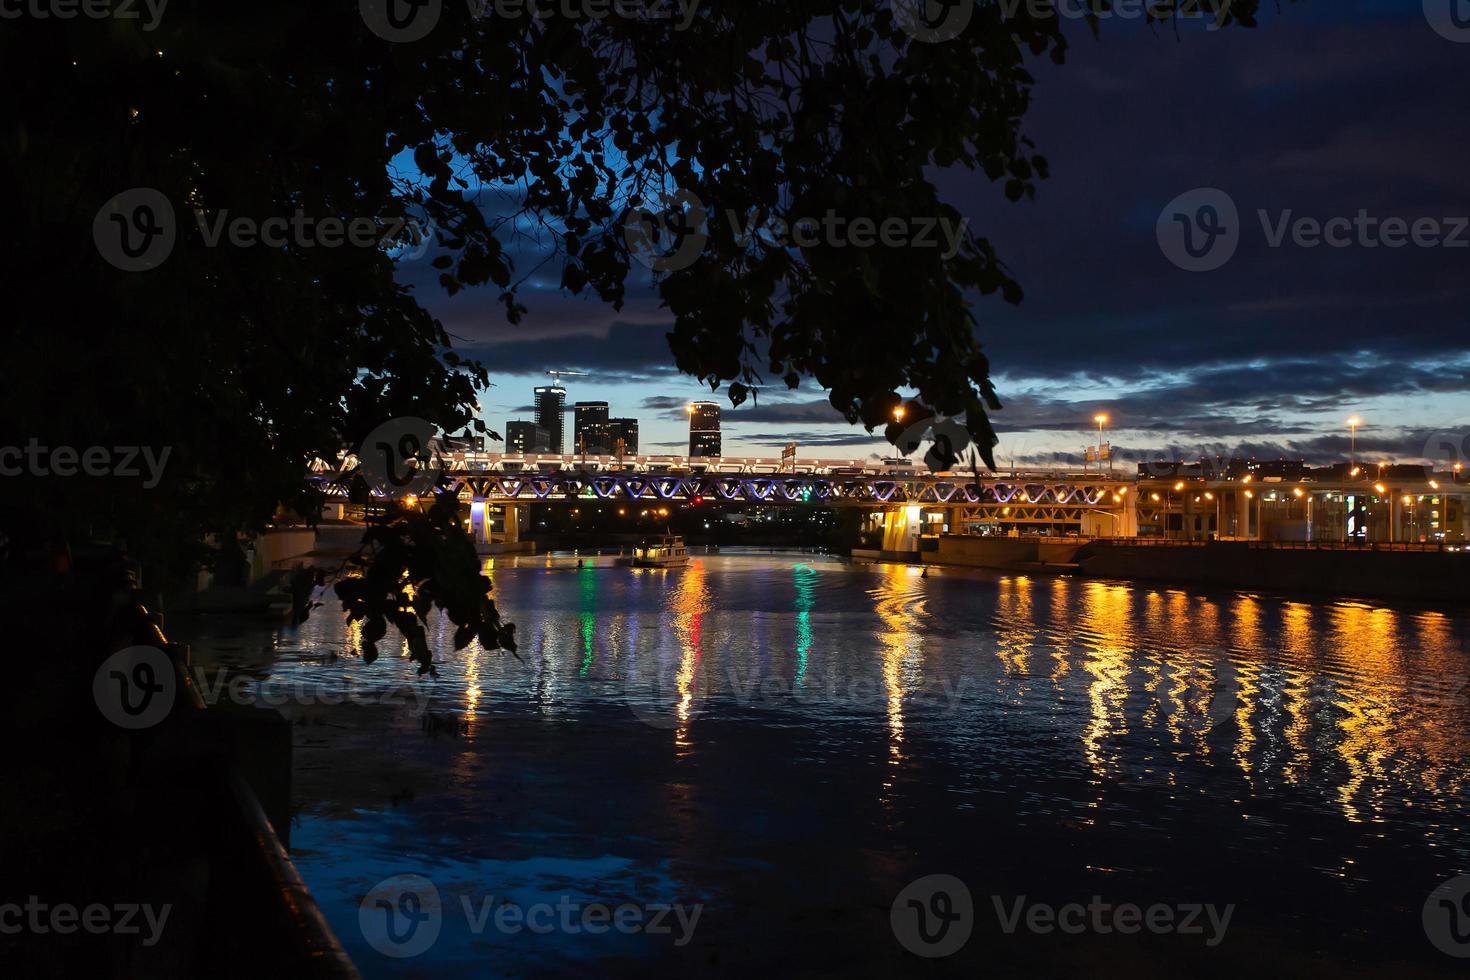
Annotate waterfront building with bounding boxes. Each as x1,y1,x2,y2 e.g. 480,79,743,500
610,418,639,455
534,385,567,455
688,401,721,457
574,401,612,455
505,420,548,454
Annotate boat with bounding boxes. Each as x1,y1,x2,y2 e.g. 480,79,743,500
630,535,690,568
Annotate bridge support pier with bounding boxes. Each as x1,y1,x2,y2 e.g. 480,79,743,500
880,506,921,555
469,498,490,545
499,502,522,545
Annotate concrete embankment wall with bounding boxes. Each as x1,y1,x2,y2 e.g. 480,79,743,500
1076,542,1470,603
925,536,1086,571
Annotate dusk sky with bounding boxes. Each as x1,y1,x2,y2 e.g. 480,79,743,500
398,1,1470,466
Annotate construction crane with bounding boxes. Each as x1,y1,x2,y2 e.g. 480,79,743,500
546,369,589,388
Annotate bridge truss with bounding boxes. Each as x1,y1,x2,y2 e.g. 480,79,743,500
317,469,1131,511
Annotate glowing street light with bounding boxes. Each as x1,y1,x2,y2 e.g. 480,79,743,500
1094,414,1111,473
1347,416,1361,469
893,405,907,422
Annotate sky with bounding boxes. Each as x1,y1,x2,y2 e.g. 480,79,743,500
395,1,1470,469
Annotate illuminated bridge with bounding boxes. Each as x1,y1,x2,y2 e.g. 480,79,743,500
313,451,1138,548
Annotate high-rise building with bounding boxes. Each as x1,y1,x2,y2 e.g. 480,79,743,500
534,385,567,455
505,420,548,455
573,401,611,455
688,401,721,457
609,418,639,455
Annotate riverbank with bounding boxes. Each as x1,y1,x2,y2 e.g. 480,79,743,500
920,535,1470,604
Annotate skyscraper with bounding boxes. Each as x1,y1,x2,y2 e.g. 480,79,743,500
505,420,548,454
609,418,639,455
573,401,611,455
534,384,566,455
688,401,721,457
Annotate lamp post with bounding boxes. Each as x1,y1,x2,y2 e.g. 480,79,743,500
1094,414,1110,473
1347,416,1361,472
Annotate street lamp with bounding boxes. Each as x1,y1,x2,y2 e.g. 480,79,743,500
1347,416,1361,470
1094,414,1110,473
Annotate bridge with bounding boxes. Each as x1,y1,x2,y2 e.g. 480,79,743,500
313,451,1137,549
312,451,1469,550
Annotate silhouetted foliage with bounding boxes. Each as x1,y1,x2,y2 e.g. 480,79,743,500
0,1,1273,659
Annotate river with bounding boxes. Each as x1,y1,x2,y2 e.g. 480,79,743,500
174,551,1470,977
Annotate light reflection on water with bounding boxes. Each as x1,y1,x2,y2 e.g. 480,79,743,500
178,552,1470,974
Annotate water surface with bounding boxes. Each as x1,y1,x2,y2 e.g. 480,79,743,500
178,552,1470,977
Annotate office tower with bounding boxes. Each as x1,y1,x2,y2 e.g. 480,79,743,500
609,418,639,455
505,421,547,455
534,384,567,454
573,401,611,455
688,401,721,457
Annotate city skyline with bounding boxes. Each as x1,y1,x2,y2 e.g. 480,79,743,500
477,370,1454,466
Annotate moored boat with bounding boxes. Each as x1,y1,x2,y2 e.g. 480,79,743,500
630,535,690,568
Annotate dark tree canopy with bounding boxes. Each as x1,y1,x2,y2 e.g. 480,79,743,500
0,0,1270,666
